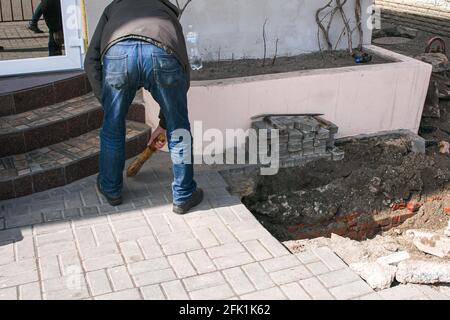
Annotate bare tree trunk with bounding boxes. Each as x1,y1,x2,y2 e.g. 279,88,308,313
175,0,193,19
336,0,353,55
316,0,359,55
262,18,268,66
272,38,279,66
316,0,335,51
355,0,364,51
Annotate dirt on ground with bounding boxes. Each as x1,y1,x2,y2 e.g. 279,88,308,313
241,127,450,270
220,23,450,291
238,23,450,243
374,23,450,59
191,22,449,82
242,126,450,241
190,50,391,81
420,100,450,143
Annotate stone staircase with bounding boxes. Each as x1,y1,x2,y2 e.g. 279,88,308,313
0,73,151,200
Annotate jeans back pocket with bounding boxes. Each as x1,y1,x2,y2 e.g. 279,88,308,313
153,54,184,88
104,54,129,90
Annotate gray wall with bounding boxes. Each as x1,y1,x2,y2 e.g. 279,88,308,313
85,0,374,60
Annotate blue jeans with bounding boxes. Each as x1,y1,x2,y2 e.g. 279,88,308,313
31,3,43,25
99,39,197,205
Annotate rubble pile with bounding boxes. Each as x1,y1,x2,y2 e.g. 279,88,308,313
416,37,450,119
240,131,450,292
236,35,450,296
285,221,450,291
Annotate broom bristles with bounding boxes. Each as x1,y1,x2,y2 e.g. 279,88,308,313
126,133,166,177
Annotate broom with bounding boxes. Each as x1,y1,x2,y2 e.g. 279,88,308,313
126,133,166,177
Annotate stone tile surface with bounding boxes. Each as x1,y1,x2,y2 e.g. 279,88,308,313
0,153,445,300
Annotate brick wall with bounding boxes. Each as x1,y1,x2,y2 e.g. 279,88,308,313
375,0,450,36
287,196,448,241
287,209,417,241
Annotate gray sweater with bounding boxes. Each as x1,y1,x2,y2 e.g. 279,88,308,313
84,0,190,128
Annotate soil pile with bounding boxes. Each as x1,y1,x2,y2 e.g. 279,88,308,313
243,126,450,241
191,50,391,81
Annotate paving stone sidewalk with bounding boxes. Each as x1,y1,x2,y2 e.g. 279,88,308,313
0,21,54,61
0,152,446,300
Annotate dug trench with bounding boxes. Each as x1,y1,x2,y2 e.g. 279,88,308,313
224,26,450,246
222,101,450,245
219,94,450,293
218,24,450,291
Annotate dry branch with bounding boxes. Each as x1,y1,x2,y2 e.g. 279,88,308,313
316,0,334,51
262,18,268,66
315,0,363,55
175,0,193,19
355,0,364,51
336,0,353,54
272,38,279,66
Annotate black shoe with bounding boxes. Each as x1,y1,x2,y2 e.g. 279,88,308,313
173,188,204,215
96,175,123,206
27,23,44,34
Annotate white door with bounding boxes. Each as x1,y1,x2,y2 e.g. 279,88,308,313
0,0,84,77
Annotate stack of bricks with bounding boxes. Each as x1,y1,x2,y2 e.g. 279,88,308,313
251,115,344,168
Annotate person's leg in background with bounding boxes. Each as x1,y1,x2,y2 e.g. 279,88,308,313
98,40,140,205
48,31,62,56
142,44,202,214
27,2,44,33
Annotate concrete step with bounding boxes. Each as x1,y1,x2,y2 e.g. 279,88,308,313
0,72,91,117
0,93,145,157
0,120,151,201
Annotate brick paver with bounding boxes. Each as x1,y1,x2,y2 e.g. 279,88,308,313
0,21,54,61
0,152,447,300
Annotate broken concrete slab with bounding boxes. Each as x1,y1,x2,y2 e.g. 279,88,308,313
350,262,397,290
407,132,426,154
415,53,449,73
329,234,369,264
373,25,418,40
373,37,412,45
423,80,441,118
395,26,419,39
396,260,450,285
376,251,411,266
406,230,450,258
336,130,426,154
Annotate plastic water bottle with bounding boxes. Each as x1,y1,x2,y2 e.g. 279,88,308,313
186,25,203,71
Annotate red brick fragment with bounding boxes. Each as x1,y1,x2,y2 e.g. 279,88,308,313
406,202,421,213
391,202,407,211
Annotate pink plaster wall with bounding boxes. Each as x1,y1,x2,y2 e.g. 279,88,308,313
144,45,432,154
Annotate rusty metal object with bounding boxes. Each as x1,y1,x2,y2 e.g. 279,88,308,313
425,37,447,55
423,38,450,98
415,37,449,73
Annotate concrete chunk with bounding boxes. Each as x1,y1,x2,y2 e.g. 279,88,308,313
376,251,410,266
350,262,397,290
406,230,450,258
396,260,450,285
